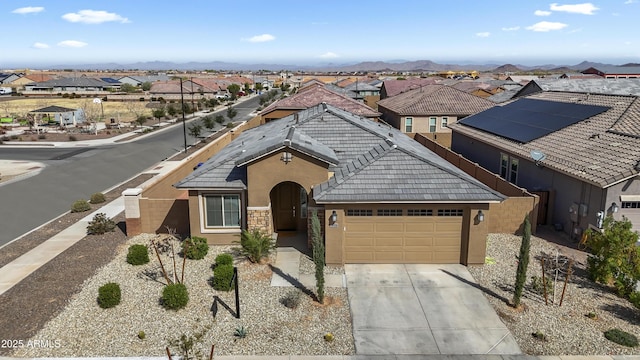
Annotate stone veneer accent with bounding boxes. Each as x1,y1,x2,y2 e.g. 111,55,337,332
247,207,273,234
307,206,325,247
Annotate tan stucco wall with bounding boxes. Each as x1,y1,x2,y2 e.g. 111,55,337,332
464,206,489,265
323,208,344,265
139,198,190,235
246,149,329,207
489,197,539,234
261,109,300,124
186,190,242,245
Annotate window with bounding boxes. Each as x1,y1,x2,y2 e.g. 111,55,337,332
622,201,640,209
500,153,509,179
510,158,519,184
441,117,448,128
437,209,463,216
346,209,372,216
203,195,240,228
429,117,437,132
405,117,413,132
407,209,433,216
377,209,403,216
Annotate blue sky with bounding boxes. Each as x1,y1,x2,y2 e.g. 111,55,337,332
2,1,639,68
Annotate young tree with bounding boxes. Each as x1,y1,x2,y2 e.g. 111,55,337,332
512,216,531,308
255,82,264,93
214,114,225,124
121,83,137,93
167,104,177,117
141,81,152,91
134,115,147,128
188,123,202,143
152,108,166,123
202,115,215,132
587,215,640,296
226,106,238,121
227,83,241,99
311,210,325,303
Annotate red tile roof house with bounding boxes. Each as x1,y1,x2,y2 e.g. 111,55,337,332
379,78,441,99
376,84,495,148
258,83,380,124
449,90,640,238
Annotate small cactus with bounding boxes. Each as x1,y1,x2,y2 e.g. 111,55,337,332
324,332,334,342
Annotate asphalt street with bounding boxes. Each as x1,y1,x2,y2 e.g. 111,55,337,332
0,96,260,246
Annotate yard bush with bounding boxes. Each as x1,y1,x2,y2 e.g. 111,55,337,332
126,244,150,265
235,228,275,263
280,289,302,309
87,213,116,235
98,282,121,309
630,291,640,309
604,328,638,347
90,192,106,204
182,236,208,260
162,283,189,310
71,199,91,213
215,253,234,266
212,264,234,291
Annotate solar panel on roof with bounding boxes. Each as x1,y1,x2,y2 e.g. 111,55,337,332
459,98,609,143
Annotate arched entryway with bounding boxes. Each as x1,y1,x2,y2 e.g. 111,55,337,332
270,181,309,252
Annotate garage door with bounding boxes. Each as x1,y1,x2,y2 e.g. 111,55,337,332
344,209,463,263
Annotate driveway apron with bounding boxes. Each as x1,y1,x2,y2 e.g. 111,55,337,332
345,263,521,355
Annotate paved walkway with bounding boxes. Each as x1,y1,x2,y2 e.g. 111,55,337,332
270,247,346,288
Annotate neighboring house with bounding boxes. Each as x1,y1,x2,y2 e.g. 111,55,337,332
173,103,504,265
118,74,170,86
380,78,440,99
559,73,603,79
258,83,380,123
343,81,381,108
582,66,640,79
449,81,494,98
376,84,494,147
24,77,118,94
516,78,640,97
449,91,640,238
0,73,21,85
505,75,539,85
11,73,53,88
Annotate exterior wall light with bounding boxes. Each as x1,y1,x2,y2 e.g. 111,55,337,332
329,210,338,226
609,202,619,214
477,210,485,223
280,151,293,164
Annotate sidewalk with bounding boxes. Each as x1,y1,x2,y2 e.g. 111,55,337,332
0,160,183,296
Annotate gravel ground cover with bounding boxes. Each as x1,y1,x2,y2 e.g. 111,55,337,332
468,232,640,355
11,234,354,357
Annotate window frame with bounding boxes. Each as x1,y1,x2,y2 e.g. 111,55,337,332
404,117,413,133
429,117,437,132
500,153,509,179
199,193,242,233
510,158,519,184
441,117,448,128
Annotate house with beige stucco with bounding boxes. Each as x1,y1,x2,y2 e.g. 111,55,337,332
171,103,505,265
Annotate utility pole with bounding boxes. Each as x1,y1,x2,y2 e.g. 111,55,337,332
180,78,187,153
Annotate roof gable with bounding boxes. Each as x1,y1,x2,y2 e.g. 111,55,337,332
377,84,494,116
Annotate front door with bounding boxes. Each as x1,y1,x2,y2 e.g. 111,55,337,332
274,182,298,231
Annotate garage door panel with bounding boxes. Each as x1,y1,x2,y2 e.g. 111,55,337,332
345,215,462,264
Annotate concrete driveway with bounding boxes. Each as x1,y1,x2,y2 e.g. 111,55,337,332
345,264,521,355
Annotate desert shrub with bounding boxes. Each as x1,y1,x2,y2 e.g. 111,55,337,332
212,264,234,291
162,283,189,310
604,328,638,347
90,192,106,204
529,275,554,296
234,326,247,338
587,216,640,297
38,134,46,140
630,291,640,309
71,199,91,213
87,213,116,235
98,282,121,309
215,253,234,266
182,236,208,260
68,135,77,141
137,331,146,340
280,289,302,309
127,244,150,265
235,228,275,263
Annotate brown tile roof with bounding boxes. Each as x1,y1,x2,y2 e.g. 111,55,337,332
260,84,380,118
24,74,52,82
376,85,494,116
382,78,440,97
449,91,640,187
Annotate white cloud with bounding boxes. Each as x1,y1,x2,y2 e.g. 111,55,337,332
549,3,599,14
526,21,569,32
58,40,88,48
32,42,50,49
625,0,636,4
476,32,490,38
502,26,520,31
244,34,275,43
62,10,130,24
320,52,339,59
535,10,552,16
12,6,44,14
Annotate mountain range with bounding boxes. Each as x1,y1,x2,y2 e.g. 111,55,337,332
35,60,626,73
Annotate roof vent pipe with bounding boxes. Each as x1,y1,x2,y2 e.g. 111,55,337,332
294,113,298,124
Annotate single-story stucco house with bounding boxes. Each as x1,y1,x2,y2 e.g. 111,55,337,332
173,103,505,265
